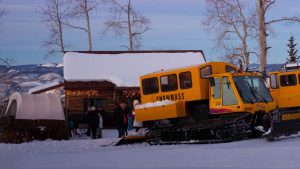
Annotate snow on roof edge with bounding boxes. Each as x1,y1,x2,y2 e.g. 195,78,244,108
64,51,206,86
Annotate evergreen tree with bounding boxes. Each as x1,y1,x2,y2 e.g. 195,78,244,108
287,35,300,63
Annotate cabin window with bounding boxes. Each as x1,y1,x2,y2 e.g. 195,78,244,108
225,65,237,73
213,78,221,99
222,77,238,106
270,74,279,89
200,66,212,78
142,77,159,95
179,72,192,89
160,74,178,92
280,74,297,87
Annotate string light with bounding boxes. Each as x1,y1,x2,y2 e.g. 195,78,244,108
65,90,98,97
122,89,140,98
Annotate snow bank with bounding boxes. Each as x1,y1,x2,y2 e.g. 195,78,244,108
135,100,175,109
41,63,56,67
56,63,63,67
64,51,206,86
7,69,18,73
40,63,63,68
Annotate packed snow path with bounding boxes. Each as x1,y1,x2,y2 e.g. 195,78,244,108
1,130,300,169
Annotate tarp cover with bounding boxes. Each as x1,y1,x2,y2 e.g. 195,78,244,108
64,51,206,86
5,92,65,120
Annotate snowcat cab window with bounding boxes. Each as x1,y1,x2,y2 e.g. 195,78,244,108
222,77,238,106
233,76,273,103
142,77,159,95
213,78,221,99
270,74,279,89
280,74,297,87
225,65,237,73
179,72,192,89
200,66,212,78
160,74,178,92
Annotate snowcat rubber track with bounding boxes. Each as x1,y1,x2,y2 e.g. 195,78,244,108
146,119,251,145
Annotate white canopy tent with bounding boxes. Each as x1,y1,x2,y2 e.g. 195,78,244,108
64,51,206,86
5,92,65,120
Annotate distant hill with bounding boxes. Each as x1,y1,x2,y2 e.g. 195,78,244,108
247,63,283,72
0,63,63,100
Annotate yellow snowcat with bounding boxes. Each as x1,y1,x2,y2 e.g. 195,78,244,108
267,62,300,140
134,62,277,144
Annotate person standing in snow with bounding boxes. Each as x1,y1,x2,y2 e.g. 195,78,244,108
97,106,105,138
127,108,134,130
68,117,76,137
87,106,99,139
114,103,123,138
132,100,143,132
121,102,129,136
85,106,91,136
114,102,129,138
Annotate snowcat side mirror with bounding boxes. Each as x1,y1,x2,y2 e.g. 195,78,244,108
209,77,215,86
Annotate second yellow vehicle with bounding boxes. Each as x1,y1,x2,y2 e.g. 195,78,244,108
135,62,276,144
267,63,300,140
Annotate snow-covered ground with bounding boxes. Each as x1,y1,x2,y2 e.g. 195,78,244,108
1,129,300,169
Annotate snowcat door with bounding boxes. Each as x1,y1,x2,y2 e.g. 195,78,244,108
269,73,279,103
210,76,240,114
209,77,222,111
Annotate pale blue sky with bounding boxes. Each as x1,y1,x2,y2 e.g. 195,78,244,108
0,0,300,65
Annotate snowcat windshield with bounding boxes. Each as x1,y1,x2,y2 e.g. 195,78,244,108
233,76,273,104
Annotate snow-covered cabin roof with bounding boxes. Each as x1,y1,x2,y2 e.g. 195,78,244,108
28,80,64,94
5,92,65,120
64,50,206,86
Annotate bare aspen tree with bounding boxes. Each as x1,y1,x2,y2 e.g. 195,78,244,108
0,0,10,66
257,0,300,71
67,0,99,51
203,0,257,70
103,0,151,51
41,0,71,56
0,57,12,66
0,0,5,18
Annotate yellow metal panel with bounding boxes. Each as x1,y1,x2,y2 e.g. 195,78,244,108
278,94,300,108
135,101,185,122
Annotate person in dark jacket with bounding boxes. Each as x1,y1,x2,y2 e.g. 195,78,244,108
114,103,123,138
120,102,129,136
87,106,99,139
114,102,129,138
